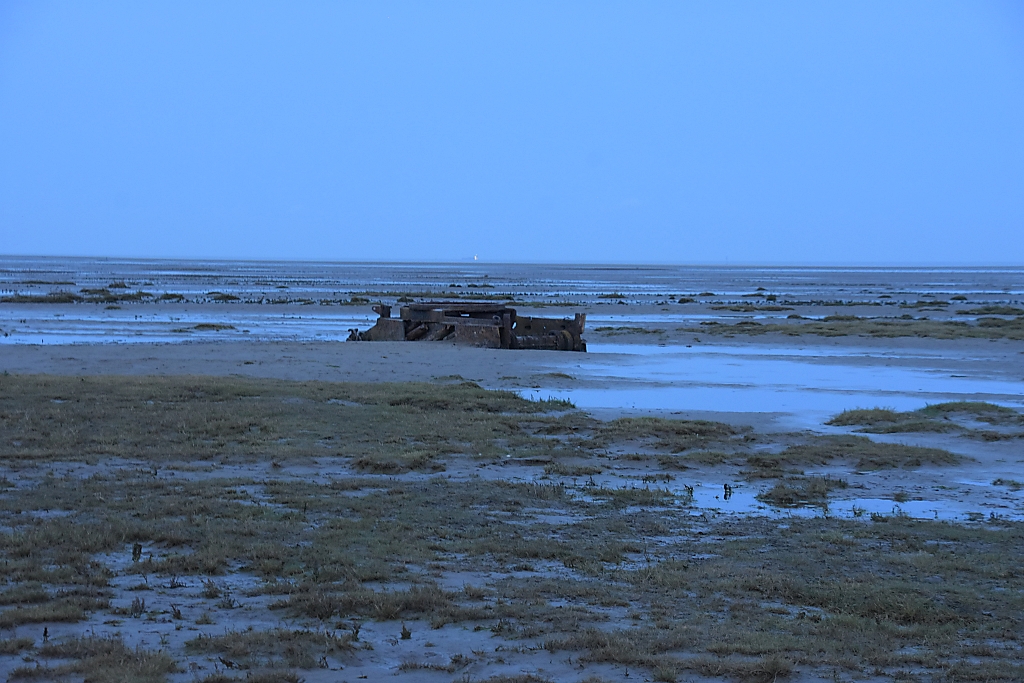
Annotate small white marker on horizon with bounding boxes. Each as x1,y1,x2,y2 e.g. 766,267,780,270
473,254,478,261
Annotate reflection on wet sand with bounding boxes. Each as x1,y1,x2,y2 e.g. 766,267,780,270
528,341,1024,424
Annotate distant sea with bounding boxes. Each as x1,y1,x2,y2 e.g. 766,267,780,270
4,255,1023,299
1,255,1022,345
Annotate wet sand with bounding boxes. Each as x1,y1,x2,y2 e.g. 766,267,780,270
4,331,1022,416
4,331,1023,520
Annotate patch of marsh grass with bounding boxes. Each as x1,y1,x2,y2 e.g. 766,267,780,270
757,476,848,508
351,450,445,473
589,486,678,508
10,635,176,683
920,401,1019,420
2,376,1021,682
658,450,734,468
592,417,738,452
956,306,1024,316
747,435,962,474
190,323,236,331
276,584,485,625
1,292,83,304
543,462,602,476
0,596,105,628
828,402,1022,437
691,316,1024,340
593,326,665,334
0,375,577,464
0,637,34,655
186,628,353,669
827,408,904,426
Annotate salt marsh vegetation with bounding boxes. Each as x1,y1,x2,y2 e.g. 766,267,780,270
829,402,1024,440
691,316,1024,340
1,376,1021,681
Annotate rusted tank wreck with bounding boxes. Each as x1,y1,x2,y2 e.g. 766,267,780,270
349,302,586,351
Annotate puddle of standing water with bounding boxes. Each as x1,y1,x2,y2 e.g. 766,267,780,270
0,309,376,344
555,465,1024,521
589,342,996,361
526,342,1024,428
521,342,1024,522
580,343,1024,397
835,497,1023,521
568,476,1010,521
687,485,1020,522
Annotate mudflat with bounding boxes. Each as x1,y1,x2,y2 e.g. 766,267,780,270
1,260,1023,682
1,374,1022,683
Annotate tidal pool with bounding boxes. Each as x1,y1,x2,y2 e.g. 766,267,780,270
0,309,375,345
528,342,1024,427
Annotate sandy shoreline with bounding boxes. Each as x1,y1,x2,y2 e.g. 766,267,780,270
4,334,1023,437
3,332,1022,381
7,332,1022,499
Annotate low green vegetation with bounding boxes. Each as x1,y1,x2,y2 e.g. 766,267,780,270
956,306,1024,316
0,292,84,304
920,401,1020,419
590,416,739,452
752,435,963,473
1,289,156,304
0,638,34,655
0,376,1017,682
186,628,354,669
690,316,1024,340
10,635,176,682
173,323,237,332
543,461,603,476
829,407,900,425
738,433,963,478
0,375,574,467
756,476,848,507
710,304,793,312
828,402,1024,439
900,300,950,309
593,326,665,334
546,517,1024,681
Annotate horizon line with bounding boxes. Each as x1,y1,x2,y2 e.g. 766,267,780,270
2,253,1024,270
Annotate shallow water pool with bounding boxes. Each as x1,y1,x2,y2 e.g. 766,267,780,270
528,342,1024,427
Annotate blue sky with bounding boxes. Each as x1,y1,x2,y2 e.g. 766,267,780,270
1,1,1022,264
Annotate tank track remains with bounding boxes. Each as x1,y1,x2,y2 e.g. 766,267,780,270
348,302,586,351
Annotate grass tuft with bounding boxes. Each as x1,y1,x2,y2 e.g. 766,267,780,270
827,408,903,426
747,435,961,474
11,635,177,682
757,476,848,507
